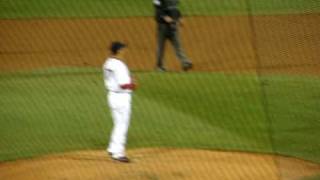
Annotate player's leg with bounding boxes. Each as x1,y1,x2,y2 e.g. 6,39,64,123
156,23,167,71
107,93,131,158
107,107,120,155
169,27,193,71
108,107,131,157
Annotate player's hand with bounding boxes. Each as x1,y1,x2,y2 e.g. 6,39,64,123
163,16,174,23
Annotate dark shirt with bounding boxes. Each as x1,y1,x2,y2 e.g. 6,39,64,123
154,0,181,24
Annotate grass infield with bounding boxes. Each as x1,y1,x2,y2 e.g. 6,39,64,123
0,68,319,163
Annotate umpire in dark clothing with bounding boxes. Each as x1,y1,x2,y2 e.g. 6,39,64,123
154,0,193,71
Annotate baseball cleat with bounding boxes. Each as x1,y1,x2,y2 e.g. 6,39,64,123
156,66,167,72
112,156,130,163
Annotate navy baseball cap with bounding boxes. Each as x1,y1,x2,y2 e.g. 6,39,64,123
110,41,126,54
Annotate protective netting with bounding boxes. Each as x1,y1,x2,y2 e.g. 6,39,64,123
1,0,320,179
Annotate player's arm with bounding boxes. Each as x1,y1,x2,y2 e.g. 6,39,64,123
155,0,173,23
172,9,183,26
164,8,181,24
120,75,136,90
120,76,136,90
120,83,136,90
115,63,137,90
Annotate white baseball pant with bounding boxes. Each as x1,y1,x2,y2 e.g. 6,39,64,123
107,92,132,158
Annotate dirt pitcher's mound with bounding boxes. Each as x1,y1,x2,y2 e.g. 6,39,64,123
0,148,320,180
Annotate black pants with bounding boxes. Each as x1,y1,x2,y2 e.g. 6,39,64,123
156,23,190,68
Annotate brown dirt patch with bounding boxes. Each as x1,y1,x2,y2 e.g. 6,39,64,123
1,14,320,74
0,148,320,180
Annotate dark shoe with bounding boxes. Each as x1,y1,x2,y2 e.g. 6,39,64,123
156,66,167,72
182,62,193,71
112,156,130,163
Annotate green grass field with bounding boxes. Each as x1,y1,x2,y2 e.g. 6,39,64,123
0,0,319,19
1,68,319,163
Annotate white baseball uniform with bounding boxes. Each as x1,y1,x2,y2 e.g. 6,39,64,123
103,57,132,158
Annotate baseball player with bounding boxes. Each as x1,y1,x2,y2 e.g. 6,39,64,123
103,42,136,163
154,0,193,71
